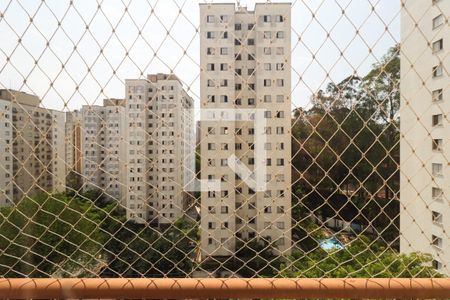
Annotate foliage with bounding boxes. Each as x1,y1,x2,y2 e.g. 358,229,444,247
283,236,442,278
0,193,113,277
0,192,198,278
292,45,400,243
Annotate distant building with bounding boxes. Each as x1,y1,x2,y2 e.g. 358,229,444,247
81,99,127,204
400,0,449,274
65,110,82,190
0,89,66,205
199,3,292,257
125,74,195,227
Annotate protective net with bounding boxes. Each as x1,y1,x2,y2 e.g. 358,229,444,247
0,0,448,279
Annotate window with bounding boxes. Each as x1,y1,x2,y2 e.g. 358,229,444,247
248,39,255,45
264,111,272,118
207,127,215,134
432,89,443,102
235,54,242,60
207,79,214,87
276,31,284,38
221,127,228,134
432,163,443,176
235,39,241,45
264,206,272,213
208,206,216,214
208,222,215,229
432,139,443,151
276,222,285,229
433,260,442,270
207,95,215,103
433,64,443,77
220,95,228,103
222,31,228,39
248,54,255,60
277,206,285,213
207,31,215,39
432,14,444,29
432,39,444,53
248,23,255,30
276,111,284,118
264,63,272,71
432,235,443,248
264,95,272,102
207,63,215,71
277,79,284,87
276,47,284,55
264,47,271,55
235,23,241,30
275,15,284,22
220,15,228,22
432,211,443,225
276,63,284,70
208,143,215,150
235,84,242,91
276,127,284,134
277,95,284,103
221,222,229,229
264,31,272,39
207,15,215,23
432,114,443,126
207,47,215,55
263,15,271,22
220,79,228,87
220,63,228,71
248,68,254,75
220,47,228,55
264,79,271,87
277,158,284,166
432,187,443,200
248,98,255,105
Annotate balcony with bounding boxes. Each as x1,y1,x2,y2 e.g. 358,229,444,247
1,278,449,299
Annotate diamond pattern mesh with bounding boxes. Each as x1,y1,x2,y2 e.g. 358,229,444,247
0,0,447,279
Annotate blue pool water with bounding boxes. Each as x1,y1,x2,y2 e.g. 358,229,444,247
319,238,344,251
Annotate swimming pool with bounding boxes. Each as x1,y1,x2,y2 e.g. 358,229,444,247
319,238,344,251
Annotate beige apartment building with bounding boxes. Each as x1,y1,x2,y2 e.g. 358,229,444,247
125,74,194,227
65,110,82,190
199,3,292,258
0,89,66,205
400,0,449,274
81,99,127,204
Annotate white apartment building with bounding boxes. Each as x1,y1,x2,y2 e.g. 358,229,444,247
81,99,127,204
65,110,82,190
400,0,449,274
200,3,292,257
0,89,66,205
125,74,194,227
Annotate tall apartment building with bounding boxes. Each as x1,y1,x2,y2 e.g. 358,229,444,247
65,110,82,190
400,0,449,274
199,3,292,258
125,74,194,227
0,89,66,205
81,99,127,204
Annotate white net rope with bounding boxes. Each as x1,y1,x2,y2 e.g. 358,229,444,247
0,0,447,279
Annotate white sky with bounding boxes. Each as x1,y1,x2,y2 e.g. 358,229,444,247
0,0,400,112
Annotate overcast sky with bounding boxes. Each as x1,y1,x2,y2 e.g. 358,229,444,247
0,0,400,113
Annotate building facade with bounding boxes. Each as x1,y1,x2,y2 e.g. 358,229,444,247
199,3,292,257
125,74,194,226
400,0,449,274
65,110,82,190
81,99,127,203
0,89,66,205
